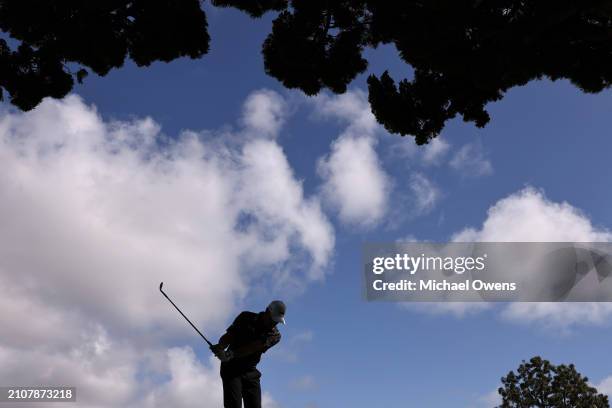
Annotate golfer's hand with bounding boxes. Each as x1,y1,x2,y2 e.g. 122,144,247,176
214,349,234,362
210,344,224,354
210,344,233,362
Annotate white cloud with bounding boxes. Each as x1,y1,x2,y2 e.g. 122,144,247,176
142,348,222,408
387,134,450,167
290,330,314,343
452,187,612,243
476,389,501,408
405,187,612,325
318,135,390,227
404,302,491,318
0,92,334,406
289,375,318,391
0,325,140,408
595,376,612,397
238,139,334,282
396,235,418,243
386,128,450,166
312,90,447,228
262,393,282,408
310,89,378,137
241,89,287,138
449,142,493,177
450,186,612,329
408,172,440,214
501,302,612,329
312,90,391,227
142,347,280,408
422,137,450,165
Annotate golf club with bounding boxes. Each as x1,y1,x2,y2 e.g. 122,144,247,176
159,282,213,348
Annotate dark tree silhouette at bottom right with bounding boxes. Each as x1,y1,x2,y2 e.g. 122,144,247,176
498,356,609,408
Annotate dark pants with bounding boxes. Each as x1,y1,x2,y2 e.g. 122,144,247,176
221,368,262,408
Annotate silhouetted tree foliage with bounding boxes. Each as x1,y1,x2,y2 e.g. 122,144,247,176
3,1,612,143
210,0,287,18
498,356,609,408
0,0,209,110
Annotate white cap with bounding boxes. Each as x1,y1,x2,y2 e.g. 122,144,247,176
267,300,286,325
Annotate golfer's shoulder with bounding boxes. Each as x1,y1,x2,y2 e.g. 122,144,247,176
233,311,258,325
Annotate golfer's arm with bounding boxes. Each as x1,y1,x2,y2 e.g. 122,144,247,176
217,332,233,348
230,340,267,359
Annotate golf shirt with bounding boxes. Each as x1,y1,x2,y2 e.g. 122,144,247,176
220,311,281,375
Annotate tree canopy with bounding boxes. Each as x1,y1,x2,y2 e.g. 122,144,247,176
498,356,609,408
2,0,612,143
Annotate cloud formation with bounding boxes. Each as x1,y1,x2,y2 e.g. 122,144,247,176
595,376,612,398
391,136,450,166
311,90,392,227
422,137,450,165
408,172,440,215
476,389,501,408
452,187,612,243
452,186,612,328
0,92,333,406
318,135,390,227
289,375,318,391
241,89,287,138
449,141,493,177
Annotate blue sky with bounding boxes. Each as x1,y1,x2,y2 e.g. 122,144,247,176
2,6,612,408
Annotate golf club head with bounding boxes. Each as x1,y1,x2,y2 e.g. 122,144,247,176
159,282,164,291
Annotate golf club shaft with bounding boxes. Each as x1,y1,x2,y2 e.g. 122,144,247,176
159,282,213,347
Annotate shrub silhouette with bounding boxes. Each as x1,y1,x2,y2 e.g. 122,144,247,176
498,356,609,408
